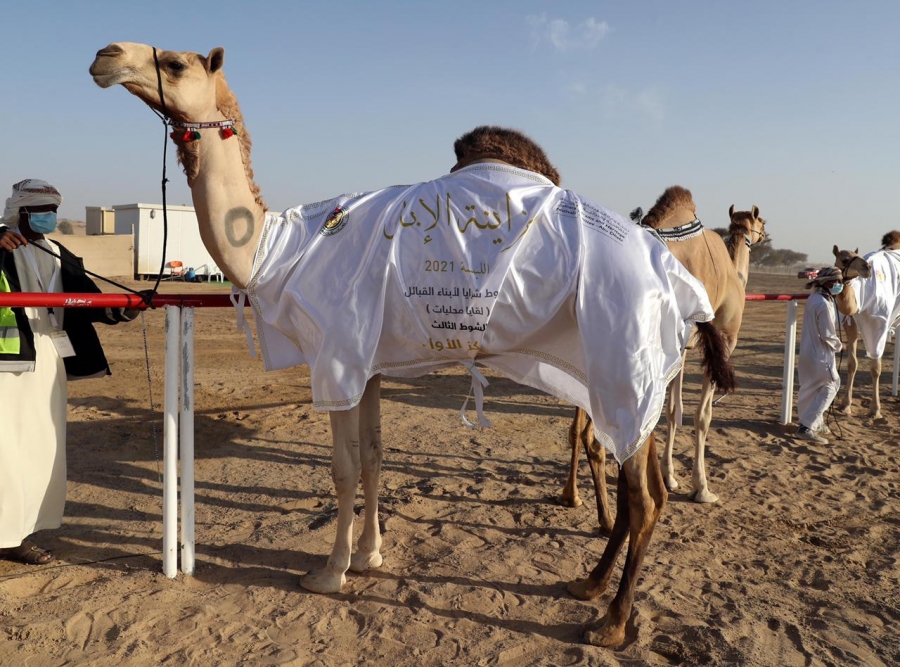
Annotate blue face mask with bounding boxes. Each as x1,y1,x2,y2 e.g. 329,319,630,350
26,211,58,234
829,283,844,296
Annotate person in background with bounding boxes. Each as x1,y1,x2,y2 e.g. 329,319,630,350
796,266,844,444
0,179,141,565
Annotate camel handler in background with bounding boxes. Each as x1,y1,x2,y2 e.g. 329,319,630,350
796,266,844,444
0,179,141,565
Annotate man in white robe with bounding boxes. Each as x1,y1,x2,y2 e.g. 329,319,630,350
797,267,844,443
0,179,139,565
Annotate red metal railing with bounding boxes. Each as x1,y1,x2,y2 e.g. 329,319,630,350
0,292,806,308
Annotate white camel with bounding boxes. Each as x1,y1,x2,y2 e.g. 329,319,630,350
90,42,736,647
833,234,900,420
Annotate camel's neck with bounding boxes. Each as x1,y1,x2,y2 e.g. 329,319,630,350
176,110,265,290
729,234,753,287
834,282,859,317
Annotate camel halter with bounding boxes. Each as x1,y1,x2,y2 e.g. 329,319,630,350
745,227,765,248
644,218,704,242
169,119,238,143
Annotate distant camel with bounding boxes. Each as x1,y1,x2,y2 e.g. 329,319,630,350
561,188,763,529
832,232,900,420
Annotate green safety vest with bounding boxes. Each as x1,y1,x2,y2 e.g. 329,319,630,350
0,271,19,354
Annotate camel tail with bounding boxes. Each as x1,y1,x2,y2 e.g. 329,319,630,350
695,321,737,393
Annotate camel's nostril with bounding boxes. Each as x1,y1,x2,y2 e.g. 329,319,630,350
96,44,124,58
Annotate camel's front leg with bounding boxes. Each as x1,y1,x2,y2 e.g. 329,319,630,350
582,436,666,648
661,358,686,491
350,376,385,573
301,406,362,594
559,407,588,508
839,320,859,415
689,374,718,503
869,357,883,420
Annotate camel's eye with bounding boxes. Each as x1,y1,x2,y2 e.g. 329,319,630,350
167,60,187,73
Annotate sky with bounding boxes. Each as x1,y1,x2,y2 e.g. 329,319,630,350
1,0,897,265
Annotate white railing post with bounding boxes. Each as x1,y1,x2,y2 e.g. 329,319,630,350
163,305,181,578
892,332,899,397
180,307,196,575
780,300,798,425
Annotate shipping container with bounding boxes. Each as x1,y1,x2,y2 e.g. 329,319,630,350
112,203,222,280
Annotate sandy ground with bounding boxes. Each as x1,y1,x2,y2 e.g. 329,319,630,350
1,272,897,666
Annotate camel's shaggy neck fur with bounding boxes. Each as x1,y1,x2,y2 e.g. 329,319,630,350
640,186,696,229
881,230,900,250
173,74,265,213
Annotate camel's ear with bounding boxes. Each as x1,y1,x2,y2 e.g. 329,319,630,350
751,205,759,219
832,245,839,257
206,47,225,73
854,248,858,254
728,204,735,218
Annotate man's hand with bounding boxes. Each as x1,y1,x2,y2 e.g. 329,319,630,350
0,227,28,251
121,289,156,321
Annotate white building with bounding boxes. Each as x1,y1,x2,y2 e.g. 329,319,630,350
111,203,222,280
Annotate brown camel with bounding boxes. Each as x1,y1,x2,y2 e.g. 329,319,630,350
561,187,764,527
90,43,735,647
832,233,900,420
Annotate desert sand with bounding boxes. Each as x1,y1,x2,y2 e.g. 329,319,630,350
1,272,897,666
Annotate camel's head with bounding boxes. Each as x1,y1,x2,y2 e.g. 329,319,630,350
832,245,872,280
90,42,225,122
728,204,766,246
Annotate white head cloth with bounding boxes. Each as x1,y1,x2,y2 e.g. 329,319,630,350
0,179,63,227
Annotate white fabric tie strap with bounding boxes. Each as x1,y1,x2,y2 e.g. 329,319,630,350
459,362,492,429
230,287,256,358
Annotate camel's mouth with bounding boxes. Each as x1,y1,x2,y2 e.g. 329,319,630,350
90,45,132,88
89,65,134,89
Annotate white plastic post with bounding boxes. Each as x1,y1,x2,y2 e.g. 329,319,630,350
780,300,798,425
163,305,181,578
180,307,196,575
892,333,899,397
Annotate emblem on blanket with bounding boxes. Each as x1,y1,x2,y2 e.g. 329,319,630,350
320,206,349,236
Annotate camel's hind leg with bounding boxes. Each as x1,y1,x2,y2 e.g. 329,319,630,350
301,392,367,593
350,376,385,572
661,358,686,491
559,408,588,509
689,373,718,503
869,357,884,420
560,408,614,532
571,436,667,648
839,319,859,415
584,432,614,534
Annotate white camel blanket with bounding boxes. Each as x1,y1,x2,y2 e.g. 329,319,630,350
246,164,713,463
848,249,900,359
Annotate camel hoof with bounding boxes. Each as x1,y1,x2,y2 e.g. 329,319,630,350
558,493,582,508
567,577,604,601
349,550,383,573
663,476,679,492
840,405,854,416
598,519,614,536
582,617,626,648
300,568,346,594
690,488,719,504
